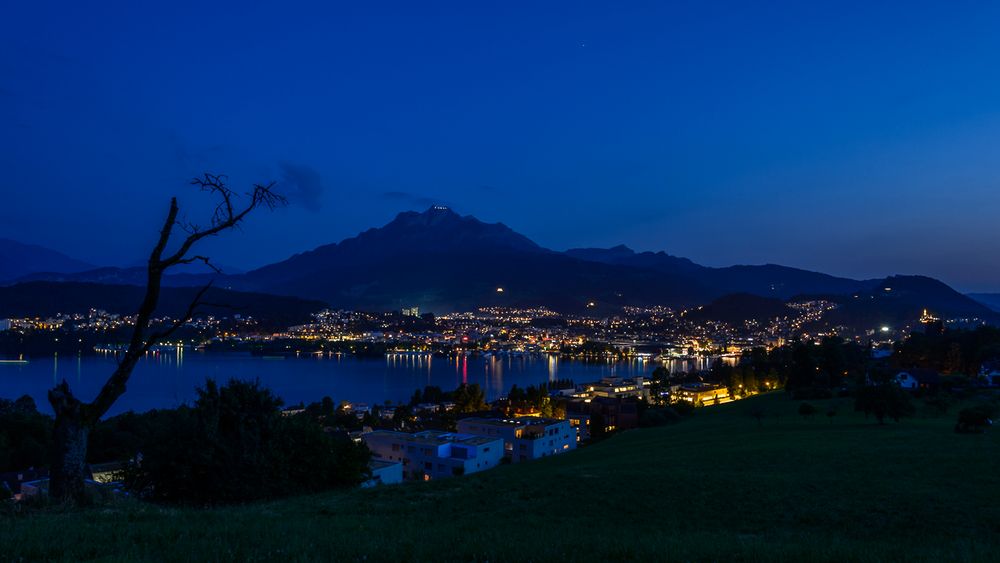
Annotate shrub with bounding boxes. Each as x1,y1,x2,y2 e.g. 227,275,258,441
955,405,995,434
671,400,696,417
798,402,818,419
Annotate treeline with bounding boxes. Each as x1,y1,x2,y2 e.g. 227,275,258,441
1,380,371,505
894,326,1000,375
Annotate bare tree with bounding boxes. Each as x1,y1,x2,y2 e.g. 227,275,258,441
47,174,285,503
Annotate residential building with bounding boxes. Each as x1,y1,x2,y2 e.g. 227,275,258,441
456,417,576,462
895,369,941,390
566,413,591,442
584,376,649,401
565,397,640,432
677,383,730,405
363,460,403,487
979,361,1000,387
362,430,503,481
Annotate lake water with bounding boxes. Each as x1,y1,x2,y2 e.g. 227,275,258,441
0,352,716,416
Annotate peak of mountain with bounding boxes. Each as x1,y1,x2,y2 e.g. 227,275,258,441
235,209,711,311
0,239,95,282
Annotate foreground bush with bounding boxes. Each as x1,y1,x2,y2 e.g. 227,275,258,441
118,379,370,504
955,404,995,434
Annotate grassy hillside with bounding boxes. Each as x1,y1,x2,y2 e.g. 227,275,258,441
3,393,999,562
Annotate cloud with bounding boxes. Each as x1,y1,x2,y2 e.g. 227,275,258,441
381,190,445,208
279,162,324,212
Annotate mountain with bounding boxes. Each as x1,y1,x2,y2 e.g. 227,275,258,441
569,245,867,299
13,208,995,325
16,266,213,288
969,293,1000,312
236,207,713,312
0,282,325,328
685,293,794,325
0,239,95,282
813,276,998,327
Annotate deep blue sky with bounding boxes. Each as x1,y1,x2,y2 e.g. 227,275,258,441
3,1,1000,290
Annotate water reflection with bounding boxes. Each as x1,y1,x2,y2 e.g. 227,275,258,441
5,352,740,416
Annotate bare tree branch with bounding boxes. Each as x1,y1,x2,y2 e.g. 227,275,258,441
79,174,285,424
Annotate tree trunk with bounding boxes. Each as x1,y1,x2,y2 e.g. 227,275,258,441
48,381,91,504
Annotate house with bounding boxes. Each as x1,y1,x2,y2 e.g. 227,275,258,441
456,417,576,462
582,376,649,401
979,361,1000,387
565,397,640,432
566,413,591,442
89,461,126,484
363,460,403,487
362,430,503,481
895,369,941,390
677,383,730,406
0,468,47,501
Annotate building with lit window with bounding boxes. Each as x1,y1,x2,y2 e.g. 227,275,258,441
677,383,730,405
456,417,576,462
362,430,503,481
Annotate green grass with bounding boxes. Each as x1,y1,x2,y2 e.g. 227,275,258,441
3,393,999,562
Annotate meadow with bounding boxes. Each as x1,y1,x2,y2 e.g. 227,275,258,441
3,392,998,562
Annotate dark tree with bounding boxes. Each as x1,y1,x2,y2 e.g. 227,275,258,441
854,383,915,425
47,174,284,503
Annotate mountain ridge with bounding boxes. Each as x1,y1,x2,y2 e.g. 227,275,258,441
8,207,995,322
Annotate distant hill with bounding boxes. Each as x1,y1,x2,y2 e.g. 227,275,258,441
0,282,326,327
685,293,794,325
13,208,995,326
569,245,868,299
969,293,1000,312
15,266,213,288
805,276,999,329
0,239,95,282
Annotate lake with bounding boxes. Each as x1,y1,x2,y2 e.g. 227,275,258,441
0,351,717,416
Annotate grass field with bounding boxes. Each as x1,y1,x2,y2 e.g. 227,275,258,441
3,392,999,562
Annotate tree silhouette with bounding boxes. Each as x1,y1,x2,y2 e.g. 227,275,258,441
47,174,284,503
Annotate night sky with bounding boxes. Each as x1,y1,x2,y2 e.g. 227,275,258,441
3,1,1000,290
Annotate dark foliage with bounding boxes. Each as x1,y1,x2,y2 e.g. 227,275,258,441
117,379,370,504
894,326,1000,376
955,404,995,434
0,396,52,472
854,383,915,424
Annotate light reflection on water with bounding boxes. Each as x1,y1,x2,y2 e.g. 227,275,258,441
0,352,731,416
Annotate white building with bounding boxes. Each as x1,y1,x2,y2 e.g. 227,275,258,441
456,417,576,463
363,460,403,487
0,319,11,331
362,430,503,481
